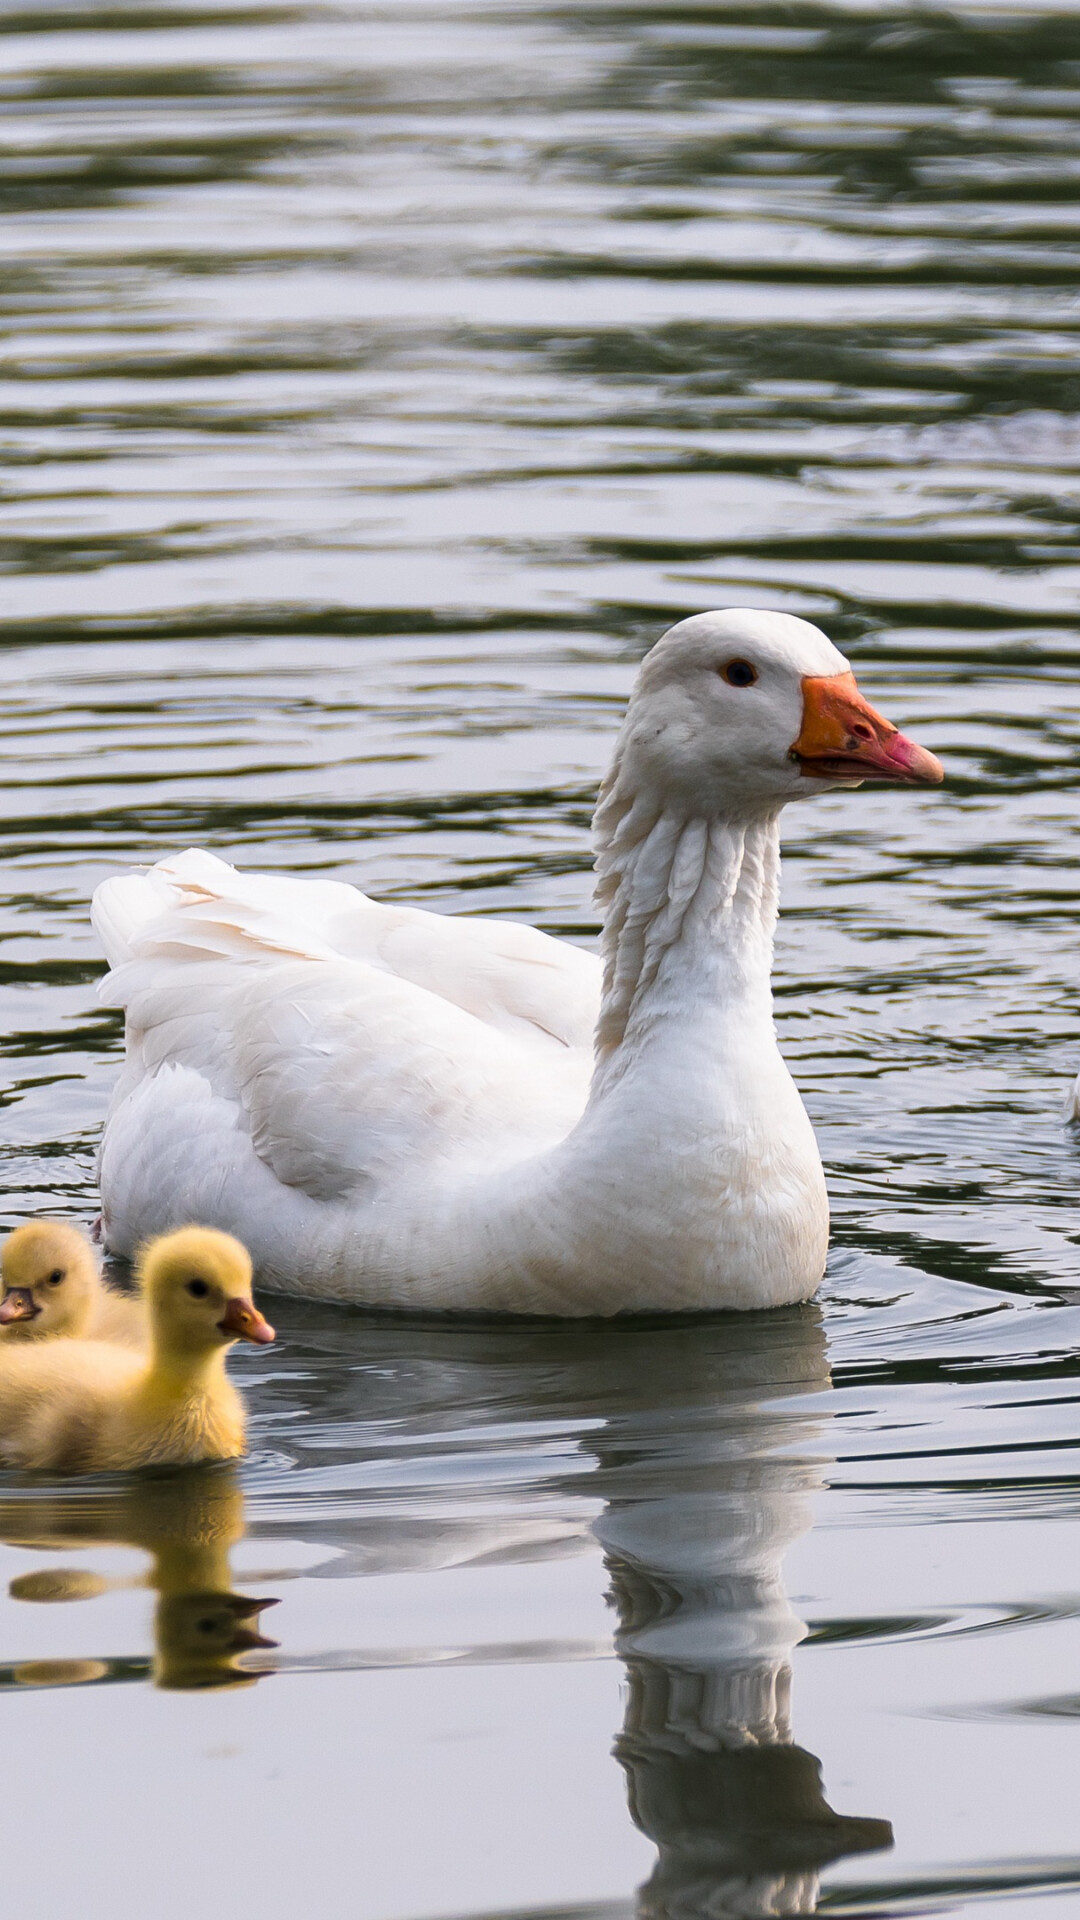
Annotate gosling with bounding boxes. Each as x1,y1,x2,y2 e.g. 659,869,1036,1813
0,1227,274,1473
1,1221,145,1348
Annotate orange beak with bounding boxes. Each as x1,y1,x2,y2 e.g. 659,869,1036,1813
218,1296,275,1345
0,1288,39,1324
791,672,943,786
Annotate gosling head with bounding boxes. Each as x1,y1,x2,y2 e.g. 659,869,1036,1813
618,609,943,815
0,1222,98,1340
155,1590,279,1692
138,1228,275,1359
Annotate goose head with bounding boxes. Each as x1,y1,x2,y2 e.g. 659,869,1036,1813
138,1227,275,1358
0,1221,98,1339
620,609,942,815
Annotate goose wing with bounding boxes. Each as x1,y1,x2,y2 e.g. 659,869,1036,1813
92,851,597,1206
95,849,600,1048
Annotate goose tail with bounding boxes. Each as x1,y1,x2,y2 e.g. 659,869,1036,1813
91,851,238,969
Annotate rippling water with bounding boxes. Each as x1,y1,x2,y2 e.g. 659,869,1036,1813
2,2,1080,1915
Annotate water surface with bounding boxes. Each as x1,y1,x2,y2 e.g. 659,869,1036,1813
2,2,1080,1915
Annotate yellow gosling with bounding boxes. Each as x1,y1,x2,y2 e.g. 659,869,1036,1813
1,1221,145,1348
0,1227,274,1473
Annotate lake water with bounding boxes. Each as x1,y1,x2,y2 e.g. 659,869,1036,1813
2,1,1080,1914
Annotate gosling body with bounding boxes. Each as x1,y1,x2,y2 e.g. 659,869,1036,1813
0,1227,273,1473
1,1221,145,1348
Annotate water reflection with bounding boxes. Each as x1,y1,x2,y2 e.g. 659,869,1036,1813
591,1307,892,1918
0,1466,278,1691
0,1304,889,1904
248,1299,893,1916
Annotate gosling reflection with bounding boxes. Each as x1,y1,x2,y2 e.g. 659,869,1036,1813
153,1588,276,1692
0,1466,278,1691
592,1303,892,1919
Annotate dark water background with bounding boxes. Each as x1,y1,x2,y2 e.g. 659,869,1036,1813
2,2,1080,1914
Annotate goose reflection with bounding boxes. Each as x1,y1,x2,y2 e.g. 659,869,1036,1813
0,1466,277,1691
590,1305,893,1918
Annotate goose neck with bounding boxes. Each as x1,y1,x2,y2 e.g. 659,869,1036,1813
592,803,781,1074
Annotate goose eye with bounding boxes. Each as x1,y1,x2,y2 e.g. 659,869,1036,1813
722,659,758,688
186,1278,210,1299
47,1269,64,1286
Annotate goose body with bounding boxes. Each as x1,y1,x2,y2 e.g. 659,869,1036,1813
92,611,941,1315
0,1228,273,1473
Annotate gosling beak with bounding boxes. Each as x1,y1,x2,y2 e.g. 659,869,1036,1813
0,1288,39,1324
792,672,943,786
217,1296,275,1345
222,1595,278,1656
231,1621,279,1653
226,1596,280,1653
227,1594,280,1619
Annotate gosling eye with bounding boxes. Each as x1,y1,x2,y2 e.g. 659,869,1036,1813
186,1277,210,1299
47,1269,64,1287
721,659,758,688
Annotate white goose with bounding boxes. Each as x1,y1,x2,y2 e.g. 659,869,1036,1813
92,610,941,1315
